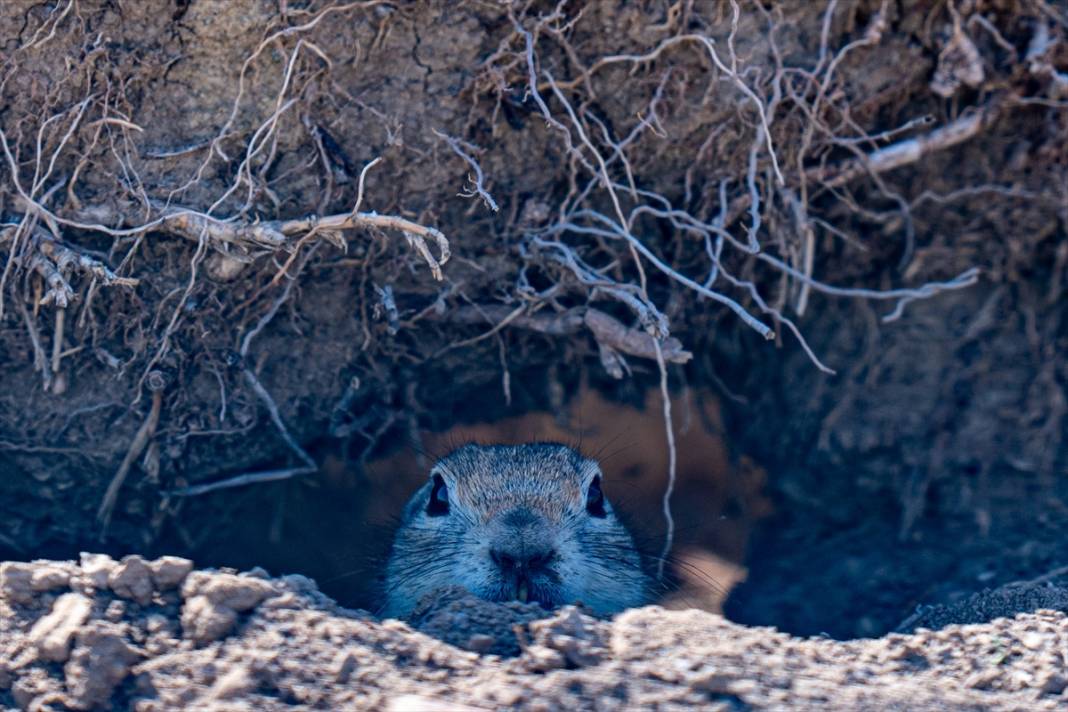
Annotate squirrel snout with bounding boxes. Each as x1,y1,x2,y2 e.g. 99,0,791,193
490,507,557,575
489,544,556,603
489,546,555,574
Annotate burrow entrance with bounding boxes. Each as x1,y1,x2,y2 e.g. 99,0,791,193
1,0,1066,641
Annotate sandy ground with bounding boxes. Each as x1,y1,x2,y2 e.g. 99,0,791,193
2,556,1068,710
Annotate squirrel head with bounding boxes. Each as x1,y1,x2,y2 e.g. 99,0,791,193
382,442,651,618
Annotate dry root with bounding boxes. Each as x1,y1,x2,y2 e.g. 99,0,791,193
1,224,138,309
1,0,1064,557
482,0,1064,566
439,304,691,377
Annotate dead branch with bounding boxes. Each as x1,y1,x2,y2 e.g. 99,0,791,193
1,223,139,309
157,206,290,250
2,119,449,283
243,366,316,472
583,308,692,365
32,231,139,289
808,100,1004,189
274,211,451,280
443,303,583,335
439,304,692,369
64,200,451,281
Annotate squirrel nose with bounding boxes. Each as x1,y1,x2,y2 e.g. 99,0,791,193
489,547,555,573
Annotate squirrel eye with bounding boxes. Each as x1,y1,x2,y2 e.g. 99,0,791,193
426,474,449,516
586,476,606,518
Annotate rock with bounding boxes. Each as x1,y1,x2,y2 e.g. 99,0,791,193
79,553,117,589
31,565,71,593
205,253,248,281
105,600,127,622
0,562,35,604
281,573,320,594
210,666,256,700
29,592,93,662
181,571,275,611
178,572,277,644
181,595,239,644
519,644,567,672
145,613,170,633
900,583,1068,632
261,591,304,609
483,684,523,706
691,669,735,694
10,668,55,710
65,622,140,709
1039,674,1068,696
149,556,193,589
109,555,154,605
526,606,607,667
333,649,358,684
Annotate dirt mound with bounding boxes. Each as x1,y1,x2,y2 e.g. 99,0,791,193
2,556,1068,711
1,0,1066,649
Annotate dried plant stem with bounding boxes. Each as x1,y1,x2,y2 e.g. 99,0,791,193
97,388,163,532
653,338,677,581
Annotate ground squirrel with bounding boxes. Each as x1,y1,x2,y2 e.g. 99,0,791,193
381,443,652,618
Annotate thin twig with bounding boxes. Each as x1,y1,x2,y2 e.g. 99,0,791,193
98,387,164,532
653,338,677,581
432,129,499,212
50,307,65,377
17,299,52,392
165,466,315,498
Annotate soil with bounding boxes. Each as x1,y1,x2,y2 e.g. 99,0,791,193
4,556,1068,711
1,0,1068,707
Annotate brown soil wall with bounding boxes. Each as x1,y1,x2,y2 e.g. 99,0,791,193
0,0,1065,638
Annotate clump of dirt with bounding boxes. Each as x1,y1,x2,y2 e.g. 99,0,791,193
407,585,548,656
3,557,1068,711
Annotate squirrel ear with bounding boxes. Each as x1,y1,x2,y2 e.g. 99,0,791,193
586,475,607,518
426,473,450,516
